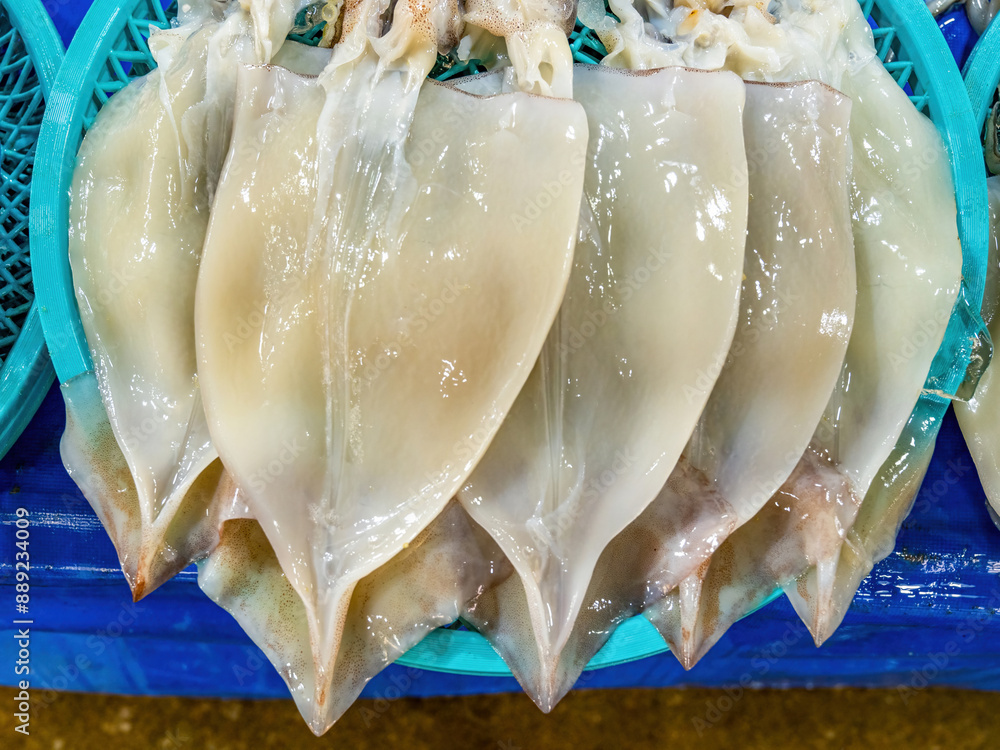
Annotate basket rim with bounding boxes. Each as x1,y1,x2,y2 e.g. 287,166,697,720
0,0,64,461
27,0,988,676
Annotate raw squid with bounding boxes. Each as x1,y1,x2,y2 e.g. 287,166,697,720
492,72,856,685
957,178,1000,516
460,63,748,710
636,0,962,659
595,0,851,78
781,57,959,642
193,0,587,731
636,78,855,668
199,498,511,735
462,0,578,97
64,0,312,599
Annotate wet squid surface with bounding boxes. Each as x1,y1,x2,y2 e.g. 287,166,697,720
61,0,963,733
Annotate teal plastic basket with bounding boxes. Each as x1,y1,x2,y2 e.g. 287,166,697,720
0,0,62,460
30,0,987,676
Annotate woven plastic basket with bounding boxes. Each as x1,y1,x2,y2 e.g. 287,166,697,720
0,0,62,461
31,0,987,677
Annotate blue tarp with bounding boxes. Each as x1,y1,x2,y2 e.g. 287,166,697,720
1,4,998,702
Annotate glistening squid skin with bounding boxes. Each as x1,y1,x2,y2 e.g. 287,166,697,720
460,63,747,711
639,0,961,658
779,52,960,641
193,0,587,728
63,0,314,599
641,77,856,668
531,71,855,674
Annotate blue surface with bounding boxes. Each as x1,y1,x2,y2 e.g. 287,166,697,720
38,0,88,48
4,387,1000,700
3,1,1000,702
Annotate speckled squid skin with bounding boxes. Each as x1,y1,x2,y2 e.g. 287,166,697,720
796,402,943,639
652,444,857,667
59,372,242,600
199,500,511,736
653,400,941,666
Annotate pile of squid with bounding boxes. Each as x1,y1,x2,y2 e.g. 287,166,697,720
63,0,962,735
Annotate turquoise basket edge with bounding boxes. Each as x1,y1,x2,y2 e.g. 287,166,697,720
0,0,64,461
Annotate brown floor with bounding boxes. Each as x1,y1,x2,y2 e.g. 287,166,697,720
5,685,1000,749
